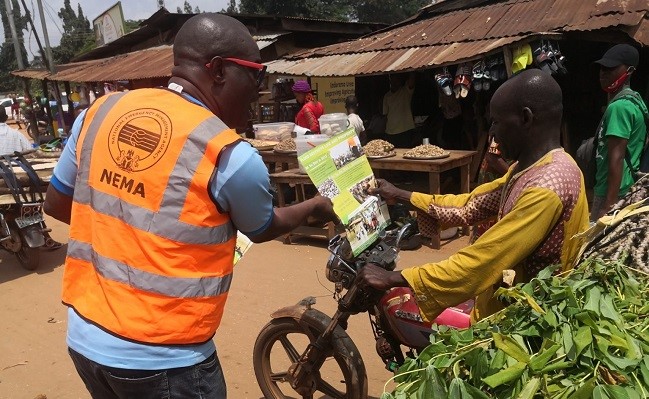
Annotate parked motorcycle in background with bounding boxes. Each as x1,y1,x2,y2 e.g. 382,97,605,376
0,151,51,270
253,223,472,399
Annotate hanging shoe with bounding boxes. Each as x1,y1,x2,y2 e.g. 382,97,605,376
435,70,453,96
482,78,491,91
533,40,552,75
472,61,484,91
554,41,568,75
454,63,472,98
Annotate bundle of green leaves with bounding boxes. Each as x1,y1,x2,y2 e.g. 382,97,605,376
382,259,649,399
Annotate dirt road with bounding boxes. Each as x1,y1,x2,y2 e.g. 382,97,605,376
0,216,467,399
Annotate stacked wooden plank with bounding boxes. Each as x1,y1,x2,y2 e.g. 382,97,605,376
0,156,58,205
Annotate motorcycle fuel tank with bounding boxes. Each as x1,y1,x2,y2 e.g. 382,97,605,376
379,287,471,349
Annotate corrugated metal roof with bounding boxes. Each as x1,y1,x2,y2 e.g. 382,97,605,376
269,0,648,76
12,0,649,81
633,15,649,46
12,46,174,82
267,35,528,76
254,32,289,50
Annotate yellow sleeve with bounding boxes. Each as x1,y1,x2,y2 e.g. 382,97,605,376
402,186,564,321
410,174,508,227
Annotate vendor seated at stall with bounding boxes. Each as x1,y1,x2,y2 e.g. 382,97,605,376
292,80,324,134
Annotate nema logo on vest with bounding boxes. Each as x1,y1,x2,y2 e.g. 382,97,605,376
108,108,172,172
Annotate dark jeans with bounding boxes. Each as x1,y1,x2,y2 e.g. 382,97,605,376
68,348,226,399
384,129,416,148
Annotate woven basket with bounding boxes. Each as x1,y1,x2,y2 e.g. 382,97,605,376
416,209,439,239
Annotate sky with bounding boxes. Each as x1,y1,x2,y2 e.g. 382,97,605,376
2,0,230,61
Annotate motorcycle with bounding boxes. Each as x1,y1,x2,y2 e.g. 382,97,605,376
0,151,51,270
253,223,472,399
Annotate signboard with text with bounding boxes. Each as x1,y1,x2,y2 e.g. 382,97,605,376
311,77,356,114
93,2,126,46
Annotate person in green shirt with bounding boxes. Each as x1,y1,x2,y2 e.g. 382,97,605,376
355,69,589,323
591,44,648,221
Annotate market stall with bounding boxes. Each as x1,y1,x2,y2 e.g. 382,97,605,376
251,134,476,248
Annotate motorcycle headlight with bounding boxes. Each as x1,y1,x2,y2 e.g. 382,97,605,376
325,238,356,288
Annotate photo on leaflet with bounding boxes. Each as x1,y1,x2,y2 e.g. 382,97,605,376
317,177,340,200
349,175,377,204
234,232,253,266
329,135,364,170
345,196,388,255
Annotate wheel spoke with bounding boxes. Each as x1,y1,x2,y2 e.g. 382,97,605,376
316,378,345,399
278,335,301,363
269,371,289,382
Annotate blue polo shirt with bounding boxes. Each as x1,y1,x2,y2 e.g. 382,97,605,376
52,98,274,370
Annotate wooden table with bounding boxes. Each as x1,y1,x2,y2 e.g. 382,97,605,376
266,150,477,248
261,149,476,194
368,149,476,194
258,150,297,173
269,169,335,242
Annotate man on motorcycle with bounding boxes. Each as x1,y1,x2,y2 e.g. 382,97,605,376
357,69,589,323
43,13,336,399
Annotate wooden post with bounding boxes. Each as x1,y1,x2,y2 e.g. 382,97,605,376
51,81,67,136
64,81,75,120
22,78,39,142
502,45,514,78
41,80,53,141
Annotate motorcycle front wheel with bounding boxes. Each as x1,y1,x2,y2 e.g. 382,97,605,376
253,315,367,399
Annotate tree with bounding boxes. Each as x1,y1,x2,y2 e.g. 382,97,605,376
238,0,352,20
0,0,30,92
354,0,429,24
124,19,143,34
238,0,427,23
223,0,238,13
52,0,95,64
176,1,199,13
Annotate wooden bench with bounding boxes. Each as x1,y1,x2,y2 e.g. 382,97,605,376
269,168,336,243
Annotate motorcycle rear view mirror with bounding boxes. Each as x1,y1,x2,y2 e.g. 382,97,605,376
395,222,416,252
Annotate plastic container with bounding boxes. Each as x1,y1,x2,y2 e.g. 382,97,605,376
253,122,295,142
318,113,349,136
296,135,331,173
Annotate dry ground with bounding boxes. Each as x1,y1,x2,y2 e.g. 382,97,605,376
0,215,468,399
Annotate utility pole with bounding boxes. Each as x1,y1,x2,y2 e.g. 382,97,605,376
4,0,40,141
35,0,55,74
4,0,25,70
32,0,65,137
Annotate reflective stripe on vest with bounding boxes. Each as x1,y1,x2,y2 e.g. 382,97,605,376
67,240,233,298
63,89,241,344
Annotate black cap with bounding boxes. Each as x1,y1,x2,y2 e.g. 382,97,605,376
595,44,639,68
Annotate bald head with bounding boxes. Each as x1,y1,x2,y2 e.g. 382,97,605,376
494,69,563,128
173,13,258,68
489,69,564,162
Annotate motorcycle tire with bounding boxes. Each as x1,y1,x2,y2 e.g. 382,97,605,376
15,237,40,271
253,314,368,399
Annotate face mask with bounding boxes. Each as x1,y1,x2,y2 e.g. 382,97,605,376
604,67,634,93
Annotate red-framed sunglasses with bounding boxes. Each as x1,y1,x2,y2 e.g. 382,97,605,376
205,56,267,87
